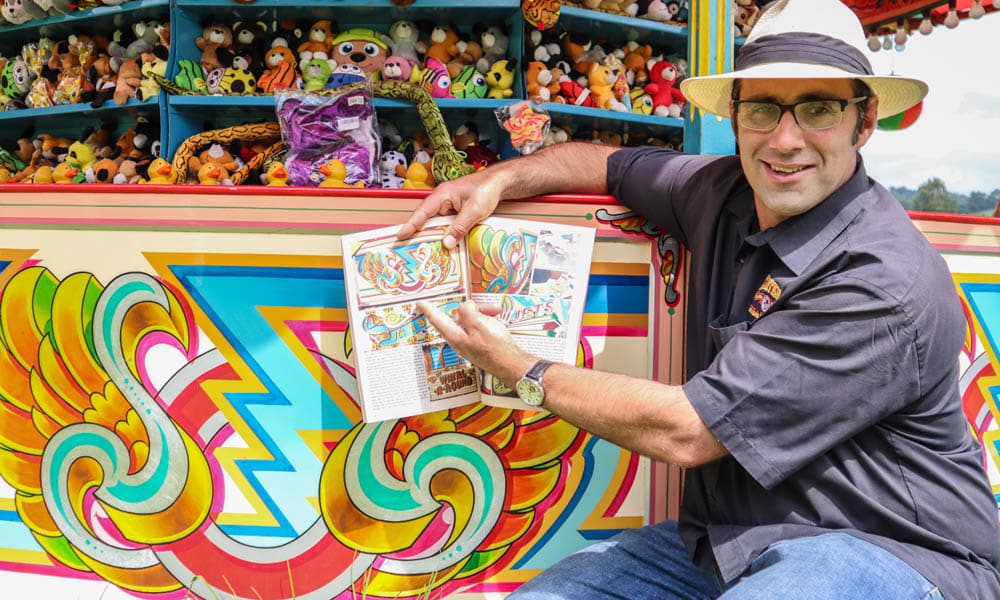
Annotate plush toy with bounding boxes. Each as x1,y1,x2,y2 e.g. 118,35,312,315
733,0,760,37
137,45,168,101
197,162,232,186
88,52,117,108
318,158,365,188
263,161,290,186
381,55,415,82
187,142,239,180
52,161,78,184
562,31,598,76
387,20,424,64
475,23,510,74
298,20,336,62
485,58,516,99
424,25,461,67
644,59,685,117
449,37,482,79
558,72,594,107
218,54,258,95
35,0,75,15
1,0,47,24
401,162,433,190
195,23,234,72
301,57,335,92
112,58,141,105
109,20,165,61
379,150,407,188
330,28,389,78
620,42,653,87
325,63,366,89
65,139,98,181
450,65,488,99
173,59,207,92
256,45,298,93
50,40,85,105
232,21,268,77
629,86,654,114
139,157,175,184
415,57,454,99
525,60,559,103
86,154,121,184
587,63,627,111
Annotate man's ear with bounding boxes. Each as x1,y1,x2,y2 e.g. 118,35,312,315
855,96,880,148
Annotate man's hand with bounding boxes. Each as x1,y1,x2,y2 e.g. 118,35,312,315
397,169,508,249
417,300,535,387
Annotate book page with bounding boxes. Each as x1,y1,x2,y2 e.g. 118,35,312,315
466,217,596,409
341,218,479,422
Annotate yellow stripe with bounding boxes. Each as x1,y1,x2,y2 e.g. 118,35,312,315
583,314,648,328
590,262,649,275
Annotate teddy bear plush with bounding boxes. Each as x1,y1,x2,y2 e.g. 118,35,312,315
474,23,509,74
297,20,336,62
387,20,424,64
111,58,142,105
525,60,559,103
195,23,234,72
644,59,686,117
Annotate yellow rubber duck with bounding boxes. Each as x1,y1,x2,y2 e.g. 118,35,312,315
318,158,364,188
197,162,230,186
140,158,176,184
265,161,289,186
401,162,433,190
30,165,54,184
52,162,79,184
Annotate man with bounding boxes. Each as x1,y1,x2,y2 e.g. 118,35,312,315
397,0,1000,597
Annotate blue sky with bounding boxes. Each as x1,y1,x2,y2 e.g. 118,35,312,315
862,15,999,195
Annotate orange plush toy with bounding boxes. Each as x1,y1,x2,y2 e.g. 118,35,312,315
525,61,559,103
297,20,336,62
257,46,299,93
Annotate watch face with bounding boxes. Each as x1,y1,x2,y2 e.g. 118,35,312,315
516,378,544,406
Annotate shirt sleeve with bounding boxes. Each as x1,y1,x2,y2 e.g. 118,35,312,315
682,272,921,490
607,147,741,248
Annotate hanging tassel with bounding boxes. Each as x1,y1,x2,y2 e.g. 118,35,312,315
867,30,881,51
894,19,908,49
944,0,960,28
918,14,934,35
970,0,986,18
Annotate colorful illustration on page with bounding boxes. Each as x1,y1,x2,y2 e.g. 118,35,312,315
360,297,462,350
423,342,477,400
352,227,462,307
500,295,569,338
468,223,537,294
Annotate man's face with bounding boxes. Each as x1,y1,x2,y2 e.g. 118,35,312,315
734,78,877,230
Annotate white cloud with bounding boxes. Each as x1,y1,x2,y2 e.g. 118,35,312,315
862,16,1000,195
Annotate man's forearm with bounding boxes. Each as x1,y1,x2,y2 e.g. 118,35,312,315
491,142,617,201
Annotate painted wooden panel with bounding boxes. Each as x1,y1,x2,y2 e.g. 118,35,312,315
0,188,682,599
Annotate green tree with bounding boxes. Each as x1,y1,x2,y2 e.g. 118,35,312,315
911,178,957,213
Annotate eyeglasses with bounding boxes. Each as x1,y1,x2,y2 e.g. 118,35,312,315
733,97,868,132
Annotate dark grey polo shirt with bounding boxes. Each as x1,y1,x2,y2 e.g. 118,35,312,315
608,147,1000,598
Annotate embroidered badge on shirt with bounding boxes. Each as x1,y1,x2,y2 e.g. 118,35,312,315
748,275,782,320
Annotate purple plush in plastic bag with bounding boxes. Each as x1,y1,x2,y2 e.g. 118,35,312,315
276,84,380,187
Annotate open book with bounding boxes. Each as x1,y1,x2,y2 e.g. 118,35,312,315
341,216,595,422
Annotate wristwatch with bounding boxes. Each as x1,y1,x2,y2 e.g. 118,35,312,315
516,360,554,407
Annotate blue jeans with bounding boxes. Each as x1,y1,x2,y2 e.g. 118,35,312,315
508,521,943,599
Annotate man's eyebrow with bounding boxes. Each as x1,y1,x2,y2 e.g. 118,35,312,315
738,92,841,103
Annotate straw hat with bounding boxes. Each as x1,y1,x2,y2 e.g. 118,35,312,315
679,0,928,120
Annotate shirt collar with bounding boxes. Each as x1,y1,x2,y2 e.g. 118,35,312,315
747,157,870,276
